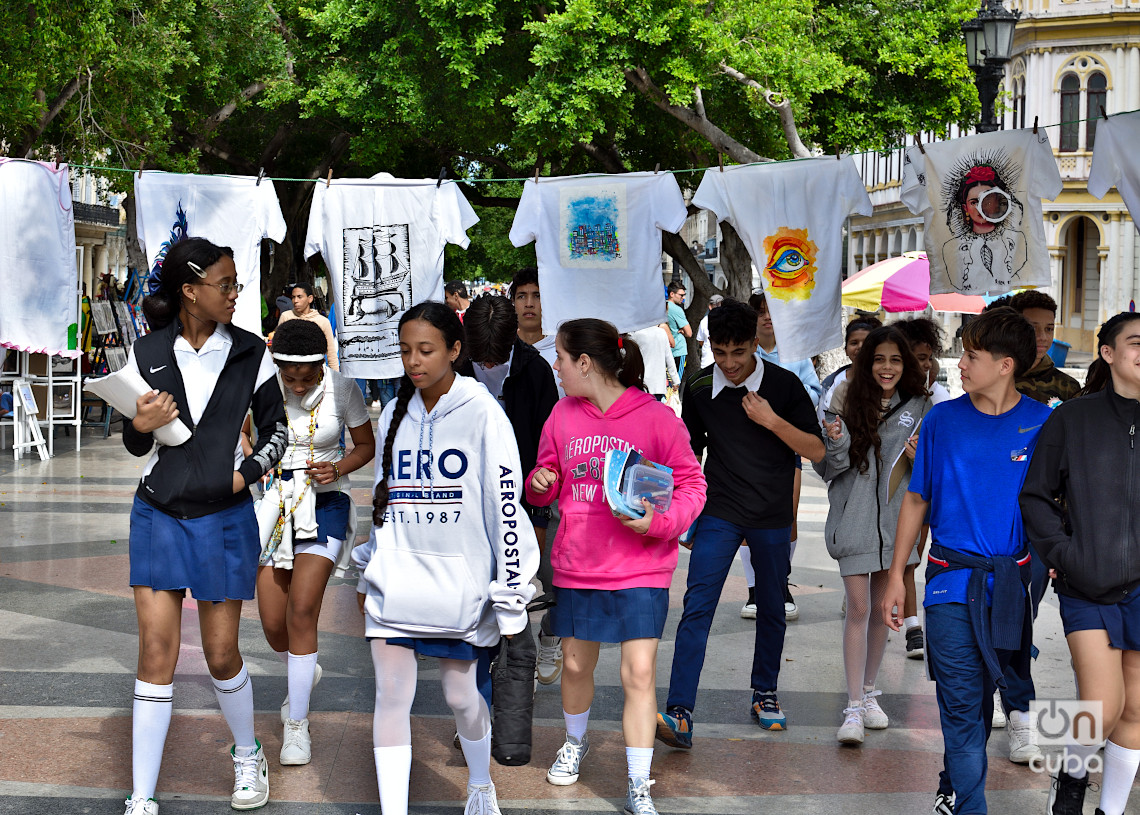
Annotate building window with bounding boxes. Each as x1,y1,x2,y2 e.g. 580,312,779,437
1060,74,1080,152
1087,72,1107,150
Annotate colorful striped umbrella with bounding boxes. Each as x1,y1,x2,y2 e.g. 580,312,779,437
841,251,991,314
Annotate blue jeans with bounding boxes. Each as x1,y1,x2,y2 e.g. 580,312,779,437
666,515,791,713
927,602,1013,815
999,543,1046,714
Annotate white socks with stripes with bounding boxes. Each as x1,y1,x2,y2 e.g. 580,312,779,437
131,679,173,800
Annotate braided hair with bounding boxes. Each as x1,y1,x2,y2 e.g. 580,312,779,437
372,302,465,526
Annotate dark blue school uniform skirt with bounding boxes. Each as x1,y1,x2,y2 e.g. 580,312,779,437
384,637,489,661
128,495,259,603
278,472,351,542
1059,590,1140,651
549,586,669,643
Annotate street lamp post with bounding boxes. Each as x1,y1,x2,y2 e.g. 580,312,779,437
962,0,1021,133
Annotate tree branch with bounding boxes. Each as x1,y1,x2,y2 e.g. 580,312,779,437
258,121,294,168
578,140,627,173
720,62,811,158
200,80,268,137
18,76,82,157
624,66,766,164
173,124,258,174
461,190,522,209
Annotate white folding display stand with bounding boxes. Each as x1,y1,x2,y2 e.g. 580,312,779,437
11,378,49,461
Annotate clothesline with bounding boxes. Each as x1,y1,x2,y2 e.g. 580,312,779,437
62,107,1140,188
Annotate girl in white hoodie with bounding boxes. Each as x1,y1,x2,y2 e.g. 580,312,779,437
352,301,538,815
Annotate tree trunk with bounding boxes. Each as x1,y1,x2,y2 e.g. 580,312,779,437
122,193,149,285
718,222,755,301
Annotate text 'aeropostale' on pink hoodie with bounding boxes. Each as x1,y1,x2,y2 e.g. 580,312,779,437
525,386,706,591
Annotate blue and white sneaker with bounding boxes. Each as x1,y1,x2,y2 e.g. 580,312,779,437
751,691,787,731
655,707,693,749
546,734,589,785
624,777,658,815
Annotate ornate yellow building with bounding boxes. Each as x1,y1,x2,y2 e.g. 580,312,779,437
848,0,1140,352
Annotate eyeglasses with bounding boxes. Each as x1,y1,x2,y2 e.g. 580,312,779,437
197,282,245,295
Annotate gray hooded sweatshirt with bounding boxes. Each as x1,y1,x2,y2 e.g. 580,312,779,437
813,382,932,576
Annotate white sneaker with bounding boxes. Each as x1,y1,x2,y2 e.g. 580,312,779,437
371,399,382,408
230,741,269,810
741,588,757,619
280,662,323,723
124,797,159,815
783,583,799,621
861,689,889,730
837,704,864,744
1006,709,1041,764
932,790,955,815
991,690,1006,728
624,777,658,815
536,636,563,685
464,781,503,815
279,718,311,766
546,733,589,785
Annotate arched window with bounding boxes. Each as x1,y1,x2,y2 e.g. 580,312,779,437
1087,72,1107,150
1060,74,1080,152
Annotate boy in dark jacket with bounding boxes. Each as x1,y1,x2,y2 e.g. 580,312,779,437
880,307,1051,815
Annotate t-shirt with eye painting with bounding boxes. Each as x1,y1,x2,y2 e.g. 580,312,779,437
509,172,688,335
693,158,873,362
900,129,1062,296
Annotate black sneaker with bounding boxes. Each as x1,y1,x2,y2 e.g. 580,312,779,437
783,582,799,621
905,626,925,659
1048,769,1090,815
932,790,954,815
741,587,757,620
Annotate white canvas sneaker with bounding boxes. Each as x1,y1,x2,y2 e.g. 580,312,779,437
837,704,865,744
279,718,311,766
230,740,269,810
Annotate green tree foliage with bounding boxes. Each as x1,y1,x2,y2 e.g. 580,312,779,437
0,1,982,298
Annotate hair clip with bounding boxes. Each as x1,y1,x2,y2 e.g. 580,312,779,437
617,336,623,350
187,261,207,279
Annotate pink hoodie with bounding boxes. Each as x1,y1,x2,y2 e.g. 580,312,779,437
525,387,706,590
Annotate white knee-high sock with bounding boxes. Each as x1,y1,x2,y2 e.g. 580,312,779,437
564,708,590,741
459,730,493,786
374,745,412,815
626,746,653,780
287,651,318,721
132,680,173,799
1100,740,1140,815
212,662,256,752
739,548,756,589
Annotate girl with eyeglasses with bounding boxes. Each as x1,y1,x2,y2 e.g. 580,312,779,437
121,237,288,815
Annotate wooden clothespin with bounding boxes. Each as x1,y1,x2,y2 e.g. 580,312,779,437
653,162,660,174
914,134,926,155
835,147,842,161
1101,105,1109,121
1032,116,1039,135
533,166,540,184
718,153,724,172
325,168,333,188
137,159,145,179
256,167,265,186
53,152,60,170
436,167,447,188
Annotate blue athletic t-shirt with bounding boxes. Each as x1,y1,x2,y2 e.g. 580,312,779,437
909,393,1051,607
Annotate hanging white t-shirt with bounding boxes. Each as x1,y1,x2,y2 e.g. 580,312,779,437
0,160,78,357
304,174,479,379
135,171,287,335
530,334,565,398
509,172,687,335
1089,110,1140,235
693,158,873,362
900,129,1062,296
696,313,713,368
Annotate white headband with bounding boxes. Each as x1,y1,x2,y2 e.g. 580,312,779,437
272,353,325,363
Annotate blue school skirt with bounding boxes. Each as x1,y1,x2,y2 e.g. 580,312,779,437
384,637,489,662
1059,590,1140,651
128,495,259,603
549,586,669,643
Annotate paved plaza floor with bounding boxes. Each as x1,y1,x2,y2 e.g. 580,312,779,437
0,424,1135,814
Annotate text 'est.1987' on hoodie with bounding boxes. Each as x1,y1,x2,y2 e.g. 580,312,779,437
352,374,538,647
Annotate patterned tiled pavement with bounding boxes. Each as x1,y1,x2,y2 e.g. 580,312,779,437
0,426,1134,814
